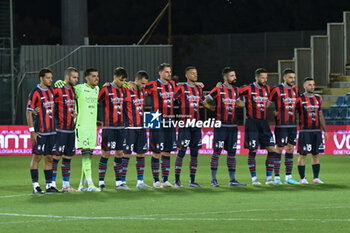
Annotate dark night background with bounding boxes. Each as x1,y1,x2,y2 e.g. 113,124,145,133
13,0,350,44
1,0,349,123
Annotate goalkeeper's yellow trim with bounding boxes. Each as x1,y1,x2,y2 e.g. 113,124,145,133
54,80,66,88
123,81,130,89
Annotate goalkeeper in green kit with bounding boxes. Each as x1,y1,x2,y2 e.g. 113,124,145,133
55,68,100,192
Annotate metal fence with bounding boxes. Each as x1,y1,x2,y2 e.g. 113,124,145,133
328,23,345,75
278,60,295,82
311,36,328,87
294,48,311,91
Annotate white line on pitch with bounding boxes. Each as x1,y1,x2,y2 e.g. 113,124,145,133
0,218,77,225
0,213,350,223
0,194,32,199
132,206,350,217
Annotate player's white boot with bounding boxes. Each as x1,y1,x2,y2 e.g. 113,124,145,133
116,181,131,190
252,177,261,185
152,181,163,188
136,181,151,189
161,181,173,188
312,178,324,184
300,178,309,184
265,176,275,185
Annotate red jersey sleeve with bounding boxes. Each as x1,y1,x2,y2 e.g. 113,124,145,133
174,85,184,100
98,87,107,103
269,86,278,102
240,85,250,97
27,90,38,111
145,81,156,95
208,87,219,101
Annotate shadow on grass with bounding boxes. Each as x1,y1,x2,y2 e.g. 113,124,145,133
24,183,350,204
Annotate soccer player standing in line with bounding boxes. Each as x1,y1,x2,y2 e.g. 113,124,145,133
123,71,151,189
26,68,60,194
173,66,209,188
51,67,79,192
98,67,128,190
239,68,277,185
269,69,300,185
145,63,177,188
74,68,100,191
205,67,247,187
296,77,328,184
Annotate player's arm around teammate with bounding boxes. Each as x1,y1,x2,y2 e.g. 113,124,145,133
51,67,79,192
269,69,300,185
123,71,151,189
240,68,277,185
173,66,204,188
27,68,59,194
97,68,128,190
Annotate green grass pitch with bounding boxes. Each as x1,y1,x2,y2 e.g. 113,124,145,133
0,154,349,233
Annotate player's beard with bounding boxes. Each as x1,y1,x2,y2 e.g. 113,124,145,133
228,79,236,85
257,81,266,87
286,81,294,87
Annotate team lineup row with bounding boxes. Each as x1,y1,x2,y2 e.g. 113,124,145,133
26,64,327,194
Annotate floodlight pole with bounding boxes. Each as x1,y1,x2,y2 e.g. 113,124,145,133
10,0,15,124
168,0,172,44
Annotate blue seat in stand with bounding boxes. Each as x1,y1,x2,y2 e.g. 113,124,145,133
329,108,339,119
331,96,347,109
322,108,330,120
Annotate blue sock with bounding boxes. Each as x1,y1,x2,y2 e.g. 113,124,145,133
312,164,320,179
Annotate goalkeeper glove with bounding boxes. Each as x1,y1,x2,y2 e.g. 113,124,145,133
123,81,130,89
54,80,66,88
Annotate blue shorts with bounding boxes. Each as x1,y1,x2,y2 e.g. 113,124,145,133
244,119,275,150
213,126,238,154
55,131,76,156
274,126,297,147
101,128,125,151
149,126,176,153
297,130,324,155
32,134,56,155
177,127,202,150
124,128,148,154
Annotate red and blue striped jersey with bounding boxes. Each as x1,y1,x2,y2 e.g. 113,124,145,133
296,93,322,130
27,85,56,134
98,83,126,128
208,84,240,125
124,88,145,128
145,79,177,120
269,83,299,126
240,83,271,120
54,86,76,131
174,83,204,121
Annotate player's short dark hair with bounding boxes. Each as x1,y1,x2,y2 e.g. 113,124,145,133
185,66,196,74
222,67,235,76
135,70,149,80
114,67,128,79
38,68,52,79
255,68,267,76
65,67,78,77
158,63,171,72
282,68,295,77
84,68,98,77
304,77,314,83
